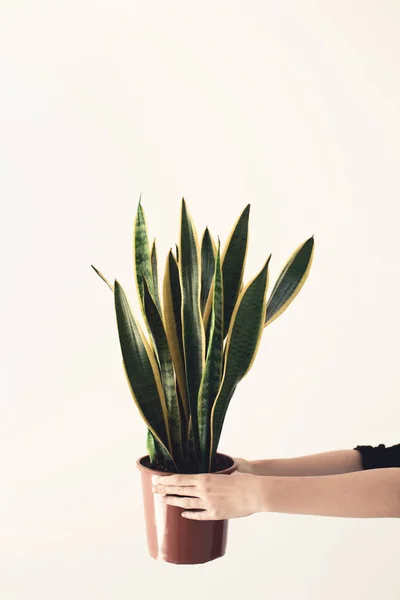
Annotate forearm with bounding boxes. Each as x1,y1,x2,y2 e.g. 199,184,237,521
250,449,363,477
258,467,400,518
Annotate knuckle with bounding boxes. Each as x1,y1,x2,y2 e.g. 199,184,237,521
182,497,191,508
178,486,185,496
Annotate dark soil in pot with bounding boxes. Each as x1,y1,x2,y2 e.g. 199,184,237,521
140,453,233,473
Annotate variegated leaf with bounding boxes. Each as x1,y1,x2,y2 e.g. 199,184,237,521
208,256,271,471
91,264,114,292
134,197,155,306
179,198,206,460
265,236,314,327
163,250,189,424
114,279,176,468
151,238,162,314
204,204,250,341
197,239,223,472
200,227,216,315
142,276,184,468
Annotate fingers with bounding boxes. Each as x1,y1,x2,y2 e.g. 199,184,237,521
163,495,204,510
153,474,204,486
181,510,216,520
153,484,200,496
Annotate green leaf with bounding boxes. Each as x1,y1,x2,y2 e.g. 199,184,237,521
204,204,250,340
114,280,177,468
265,236,314,327
122,359,176,471
134,197,155,307
133,199,163,371
209,385,237,472
91,265,171,466
175,381,187,455
91,264,114,292
197,239,223,472
142,276,184,468
146,428,169,467
151,238,162,314
209,256,271,471
186,415,201,472
146,428,156,464
163,250,189,425
175,244,179,262
179,198,206,460
200,228,216,315
146,429,178,473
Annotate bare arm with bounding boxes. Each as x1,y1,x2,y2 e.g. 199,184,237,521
247,449,363,476
257,467,400,518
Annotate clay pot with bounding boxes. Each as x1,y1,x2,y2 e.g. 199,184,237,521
136,452,238,564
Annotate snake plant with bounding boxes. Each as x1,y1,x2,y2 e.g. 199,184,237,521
91,197,314,474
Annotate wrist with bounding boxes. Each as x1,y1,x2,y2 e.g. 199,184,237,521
248,459,272,476
253,473,276,513
249,459,277,477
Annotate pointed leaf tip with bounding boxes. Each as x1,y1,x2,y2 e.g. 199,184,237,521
239,203,251,219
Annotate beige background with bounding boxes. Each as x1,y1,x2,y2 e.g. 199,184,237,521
2,1,400,598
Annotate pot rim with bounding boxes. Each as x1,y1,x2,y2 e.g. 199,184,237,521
136,452,238,475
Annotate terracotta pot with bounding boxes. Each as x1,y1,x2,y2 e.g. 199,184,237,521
136,452,238,565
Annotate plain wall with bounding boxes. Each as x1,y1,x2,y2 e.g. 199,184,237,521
1,1,400,598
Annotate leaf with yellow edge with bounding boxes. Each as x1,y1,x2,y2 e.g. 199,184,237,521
208,255,271,472
91,264,114,292
91,258,175,468
203,204,250,343
123,361,176,470
150,238,162,314
179,198,206,461
265,236,314,327
142,276,184,468
163,250,189,424
197,239,223,472
114,279,176,468
200,227,216,316
134,196,155,310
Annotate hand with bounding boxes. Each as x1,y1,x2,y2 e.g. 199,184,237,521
152,471,266,520
233,457,255,474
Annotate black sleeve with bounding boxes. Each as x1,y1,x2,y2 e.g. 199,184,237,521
353,443,400,469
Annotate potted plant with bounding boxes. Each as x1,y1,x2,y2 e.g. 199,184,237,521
92,196,314,565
